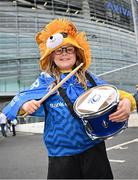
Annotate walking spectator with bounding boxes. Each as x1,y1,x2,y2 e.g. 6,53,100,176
7,119,17,136
0,112,7,137
134,84,138,112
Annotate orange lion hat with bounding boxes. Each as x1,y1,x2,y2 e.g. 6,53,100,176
36,18,91,71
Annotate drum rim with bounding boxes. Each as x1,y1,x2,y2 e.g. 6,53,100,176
73,84,119,118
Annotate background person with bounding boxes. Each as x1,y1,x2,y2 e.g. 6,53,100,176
0,112,7,137
134,84,138,112
2,19,136,179
7,118,17,136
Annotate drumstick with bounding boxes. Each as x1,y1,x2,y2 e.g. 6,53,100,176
23,63,83,118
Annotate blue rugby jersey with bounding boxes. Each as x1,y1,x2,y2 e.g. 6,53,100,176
42,73,106,156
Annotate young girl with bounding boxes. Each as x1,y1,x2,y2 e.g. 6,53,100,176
3,19,136,179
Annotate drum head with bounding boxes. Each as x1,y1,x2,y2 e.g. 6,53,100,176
74,85,119,118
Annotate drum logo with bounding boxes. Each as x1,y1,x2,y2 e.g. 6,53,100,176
88,94,101,104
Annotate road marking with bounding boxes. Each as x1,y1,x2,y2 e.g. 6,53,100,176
109,159,125,163
106,138,138,151
116,146,128,150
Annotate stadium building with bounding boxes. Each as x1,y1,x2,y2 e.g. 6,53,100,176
0,0,138,109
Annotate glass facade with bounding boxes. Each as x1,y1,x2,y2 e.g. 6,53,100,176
89,0,133,31
0,0,138,99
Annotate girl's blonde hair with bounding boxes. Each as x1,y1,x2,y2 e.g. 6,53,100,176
44,48,88,90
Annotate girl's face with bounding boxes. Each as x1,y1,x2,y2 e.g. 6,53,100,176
53,44,76,71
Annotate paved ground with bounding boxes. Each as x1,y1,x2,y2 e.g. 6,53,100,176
0,127,138,179
105,127,138,179
0,132,47,179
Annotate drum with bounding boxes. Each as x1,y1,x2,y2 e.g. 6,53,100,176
74,85,128,140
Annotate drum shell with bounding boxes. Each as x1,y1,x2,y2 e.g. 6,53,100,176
82,105,127,140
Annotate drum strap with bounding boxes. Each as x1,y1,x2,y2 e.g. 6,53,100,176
58,71,97,119
58,87,78,118
85,71,97,87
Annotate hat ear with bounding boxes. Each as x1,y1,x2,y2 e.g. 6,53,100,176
36,32,43,45
66,21,77,36
36,32,47,58
36,30,49,44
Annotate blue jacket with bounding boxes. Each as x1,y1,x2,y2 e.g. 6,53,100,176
3,72,106,156
134,92,138,112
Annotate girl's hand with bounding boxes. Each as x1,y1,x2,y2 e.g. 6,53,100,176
21,100,41,114
109,98,131,122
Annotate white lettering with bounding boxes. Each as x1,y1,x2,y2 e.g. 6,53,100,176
30,79,39,90
50,102,66,108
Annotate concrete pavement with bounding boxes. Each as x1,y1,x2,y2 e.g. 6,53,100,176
0,127,138,179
